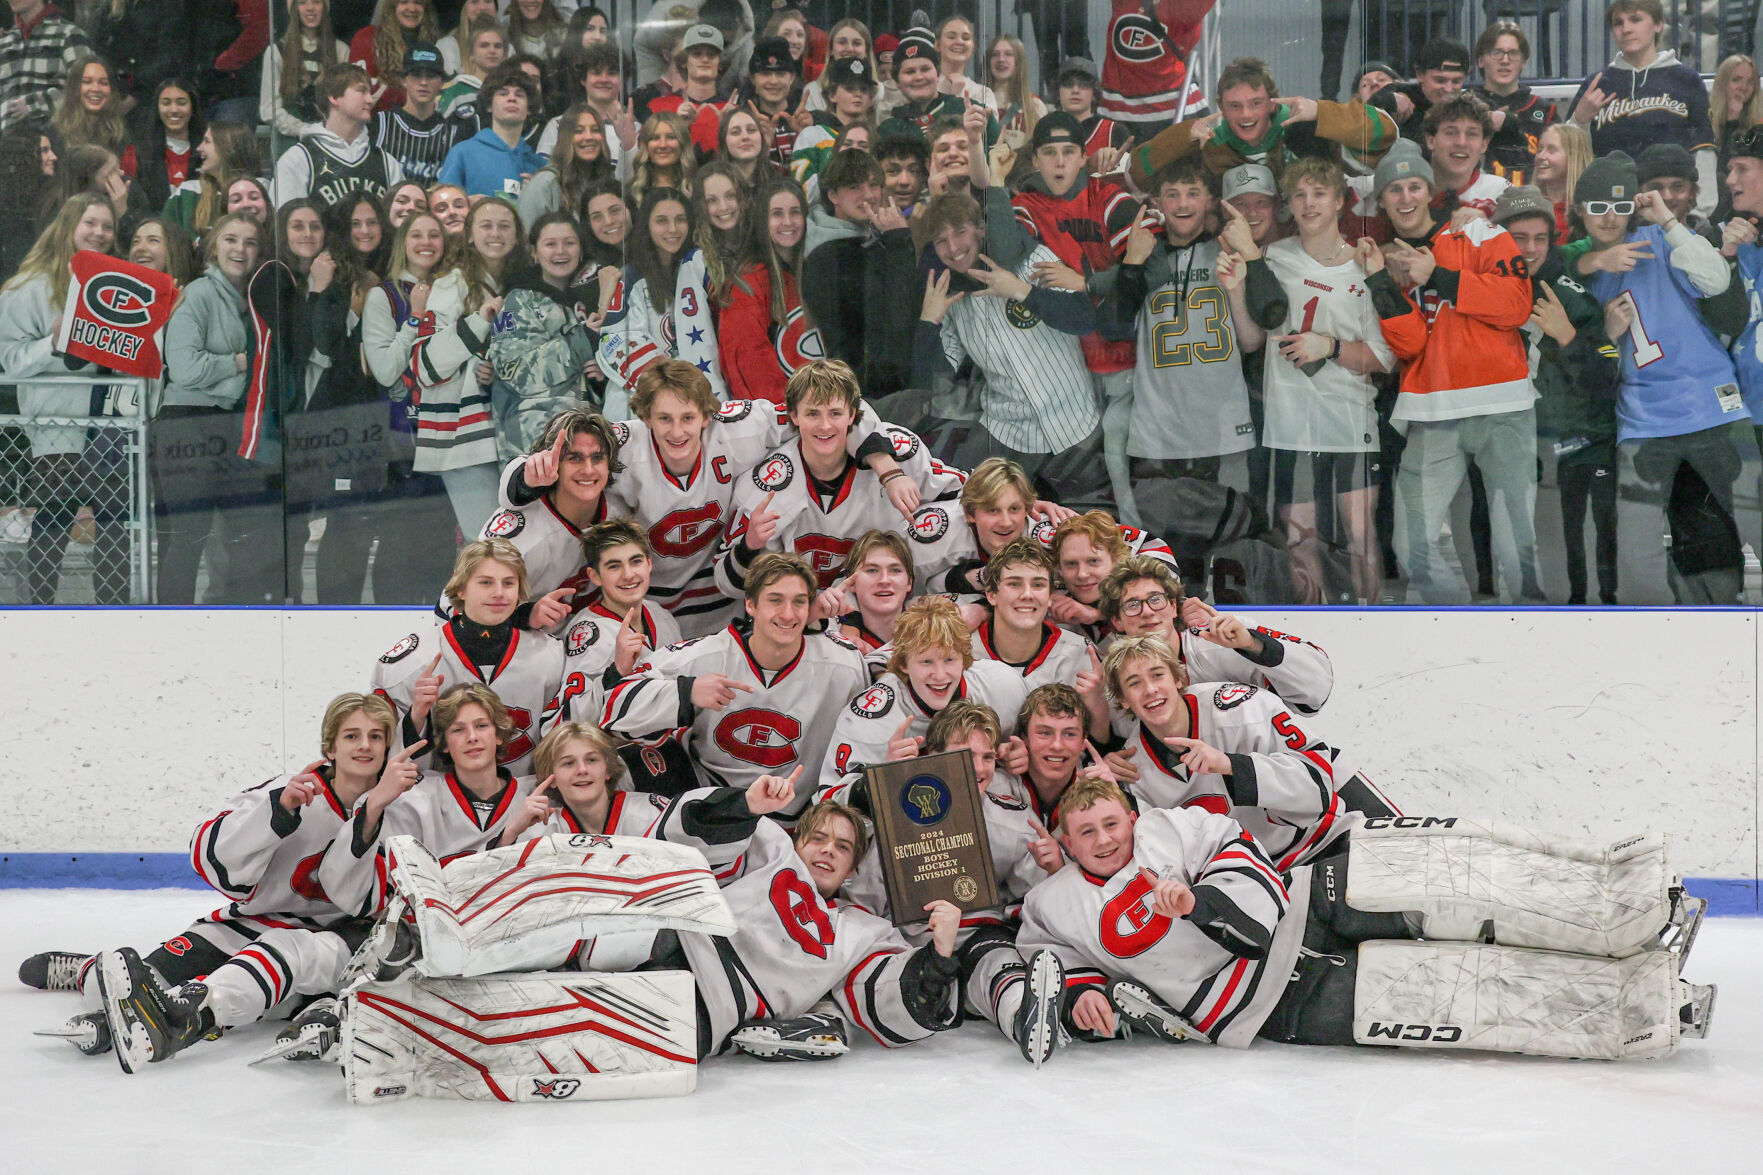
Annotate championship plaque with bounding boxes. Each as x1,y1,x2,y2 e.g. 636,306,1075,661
863,749,999,926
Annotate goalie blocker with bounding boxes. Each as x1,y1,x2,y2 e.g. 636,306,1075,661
1015,787,1713,1064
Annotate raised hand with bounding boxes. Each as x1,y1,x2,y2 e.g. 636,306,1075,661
1585,240,1654,274
920,268,966,323
811,577,849,624
1214,249,1247,291
1026,816,1063,874
1166,736,1230,776
505,774,557,841
1355,237,1385,275
1103,743,1140,784
528,586,573,632
308,250,336,293
1123,218,1158,265
363,739,430,835
410,653,445,727
1089,135,1134,176
1140,866,1197,918
614,602,648,676
742,490,781,550
1187,111,1222,141
883,472,921,520
1032,259,1087,292
690,673,753,711
1218,199,1259,259
279,772,322,812
968,254,1032,301
1721,216,1759,258
1528,282,1575,346
1077,739,1118,784
1074,645,1107,708
478,294,505,321
886,716,924,761
870,198,908,233
746,764,801,815
407,280,432,319
1572,73,1613,125
999,734,1030,776
1030,498,1077,525
525,428,568,487
926,898,962,957
1280,96,1318,123
1603,290,1637,340
1048,593,1101,626
1634,189,1674,227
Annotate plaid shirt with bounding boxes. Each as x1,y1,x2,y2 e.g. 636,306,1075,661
0,6,89,133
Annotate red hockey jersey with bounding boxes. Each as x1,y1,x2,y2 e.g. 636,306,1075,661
717,263,823,404
1100,0,1215,125
1012,176,1140,372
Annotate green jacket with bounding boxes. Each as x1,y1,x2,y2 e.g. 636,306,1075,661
1528,247,1620,460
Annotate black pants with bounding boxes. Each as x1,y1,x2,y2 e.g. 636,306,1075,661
1557,453,1618,605
948,422,1113,512
151,406,287,605
26,448,131,604
1255,843,1414,1047
310,467,458,605
1021,0,1091,91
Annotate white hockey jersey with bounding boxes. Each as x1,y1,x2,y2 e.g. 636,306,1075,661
817,661,1030,793
476,456,612,615
907,508,1178,595
600,624,869,814
596,249,729,410
602,401,889,637
1015,806,1308,1049
319,769,537,917
655,797,957,1053
544,601,683,735
1180,622,1335,716
188,767,358,930
970,620,1092,690
371,620,565,776
1123,682,1350,871
515,787,673,841
714,427,966,592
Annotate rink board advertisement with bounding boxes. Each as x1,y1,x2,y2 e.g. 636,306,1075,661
0,608,1757,911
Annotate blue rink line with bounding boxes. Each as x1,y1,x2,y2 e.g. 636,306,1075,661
1,854,1757,915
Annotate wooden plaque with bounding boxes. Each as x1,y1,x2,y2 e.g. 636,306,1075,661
863,749,999,926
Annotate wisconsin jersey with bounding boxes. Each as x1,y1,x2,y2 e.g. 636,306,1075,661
1123,682,1350,870
818,661,1029,792
601,625,869,814
1015,805,1306,1049
544,601,683,735
188,767,359,930
714,426,966,591
371,621,564,776
514,788,672,841
319,769,536,916
971,621,1091,690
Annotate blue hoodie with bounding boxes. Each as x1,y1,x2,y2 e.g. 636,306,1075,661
437,127,545,197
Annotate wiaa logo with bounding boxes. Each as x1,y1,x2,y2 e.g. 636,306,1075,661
532,1077,582,1099
81,271,158,329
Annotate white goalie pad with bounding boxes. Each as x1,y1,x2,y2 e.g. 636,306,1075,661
1352,939,1681,1061
1345,818,1672,957
385,833,738,977
342,970,698,1103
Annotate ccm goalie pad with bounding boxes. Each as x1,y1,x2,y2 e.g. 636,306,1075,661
343,970,698,1102
1345,818,1672,957
385,833,738,977
1352,940,1686,1060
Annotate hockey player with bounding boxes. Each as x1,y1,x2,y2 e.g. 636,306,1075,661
602,552,868,816
994,683,1122,831
605,359,912,637
28,695,417,1070
1012,777,1713,1064
715,361,963,591
972,539,1103,734
500,723,668,844
320,683,538,918
823,529,915,655
906,457,1080,595
1046,510,1176,638
1102,635,1351,870
546,520,683,735
820,596,1029,793
376,538,565,775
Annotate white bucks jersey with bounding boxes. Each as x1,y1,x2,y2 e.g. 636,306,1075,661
1016,806,1307,1048
1122,682,1350,870
189,770,358,928
1261,240,1393,453
970,621,1091,690
817,662,1028,792
547,602,682,734
1130,237,1255,459
371,621,564,775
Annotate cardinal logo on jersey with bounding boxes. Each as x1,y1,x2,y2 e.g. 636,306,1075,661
289,851,330,902
793,532,855,582
910,507,950,543
849,682,896,718
886,427,920,461
717,399,754,422
485,509,525,539
714,708,802,768
565,620,600,656
1184,794,1231,816
532,1078,581,1099
1111,14,1170,63
902,775,951,825
1214,683,1257,710
753,453,794,492
380,634,420,663
649,502,724,559
774,306,824,374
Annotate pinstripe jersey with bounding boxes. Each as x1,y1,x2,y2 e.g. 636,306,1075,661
939,246,1101,453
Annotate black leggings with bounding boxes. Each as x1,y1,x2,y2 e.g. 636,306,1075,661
1558,455,1618,605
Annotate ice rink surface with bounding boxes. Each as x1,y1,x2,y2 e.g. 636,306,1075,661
5,889,1760,1175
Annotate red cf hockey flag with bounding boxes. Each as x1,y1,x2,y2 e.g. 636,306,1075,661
54,251,179,378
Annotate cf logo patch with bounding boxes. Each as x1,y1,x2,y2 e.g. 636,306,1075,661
714,708,802,768
82,271,157,328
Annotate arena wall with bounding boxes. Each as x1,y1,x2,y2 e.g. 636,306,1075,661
2,607,1757,913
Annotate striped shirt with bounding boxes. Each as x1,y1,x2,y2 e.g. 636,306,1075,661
371,109,458,187
938,245,1101,454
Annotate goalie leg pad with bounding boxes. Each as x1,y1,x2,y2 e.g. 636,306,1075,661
341,970,699,1103
1345,819,1672,957
1352,939,1681,1060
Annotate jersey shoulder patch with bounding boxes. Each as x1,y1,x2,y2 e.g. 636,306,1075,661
717,399,754,422
564,619,601,656
752,451,795,492
984,789,1028,812
609,420,631,446
908,505,951,544
380,633,421,664
820,629,860,654
1214,682,1259,710
648,792,669,809
1027,518,1057,547
885,425,920,460
848,681,897,718
484,509,526,539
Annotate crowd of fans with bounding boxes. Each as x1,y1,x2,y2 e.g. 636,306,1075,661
2,0,1762,609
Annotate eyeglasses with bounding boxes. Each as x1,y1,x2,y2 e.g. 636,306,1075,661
1483,48,1524,61
1582,200,1636,216
1119,592,1170,616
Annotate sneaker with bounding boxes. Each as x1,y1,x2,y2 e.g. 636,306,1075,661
95,948,216,1074
1108,978,1197,1043
731,1012,849,1061
1680,982,1717,1040
251,997,342,1065
33,1011,112,1055
18,951,91,992
1660,887,1707,966
1012,949,1067,1067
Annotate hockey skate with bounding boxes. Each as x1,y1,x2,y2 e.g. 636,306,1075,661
33,1011,111,1056
1013,949,1068,1068
731,1012,850,1061
1107,979,1199,1044
250,998,342,1065
339,897,421,990
95,948,217,1074
18,950,90,992
1680,983,1717,1040
1659,886,1707,965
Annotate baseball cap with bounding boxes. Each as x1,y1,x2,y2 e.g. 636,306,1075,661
823,56,874,91
1413,38,1469,74
403,42,445,77
1574,151,1637,206
681,24,725,54
1222,164,1277,200
875,33,900,55
1372,138,1435,200
1635,143,1697,185
1055,57,1098,84
1493,184,1554,227
1031,111,1083,150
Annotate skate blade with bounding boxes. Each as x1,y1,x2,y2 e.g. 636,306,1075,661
97,952,159,1074
731,1028,849,1060
1022,952,1065,1068
1111,983,1197,1042
1683,984,1717,1040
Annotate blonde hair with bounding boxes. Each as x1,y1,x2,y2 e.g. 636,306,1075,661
793,799,871,861
531,721,627,789
630,110,695,205
984,35,1040,140
443,538,530,610
431,682,515,763
1054,775,1133,828
887,595,974,677
1714,55,1763,143
1052,510,1129,564
783,358,863,416
1100,635,1187,705
924,698,1002,753
387,210,460,281
631,356,720,419
1539,122,1592,206
320,692,397,757
959,456,1034,517
4,192,115,304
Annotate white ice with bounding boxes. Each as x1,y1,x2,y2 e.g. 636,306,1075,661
5,888,1761,1175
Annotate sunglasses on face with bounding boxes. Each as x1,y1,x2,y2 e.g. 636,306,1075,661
1582,200,1635,216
